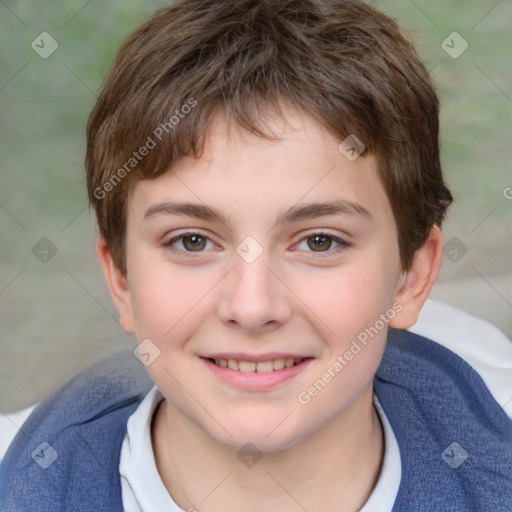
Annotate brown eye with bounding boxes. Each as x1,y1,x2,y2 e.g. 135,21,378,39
164,232,215,257
181,234,207,251
307,234,333,252
295,232,351,257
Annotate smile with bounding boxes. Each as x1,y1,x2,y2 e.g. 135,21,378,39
211,357,304,372
201,355,314,390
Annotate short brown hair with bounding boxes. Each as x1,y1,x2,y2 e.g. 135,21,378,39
86,0,453,274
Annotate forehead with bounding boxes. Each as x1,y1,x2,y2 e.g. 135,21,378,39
127,107,395,233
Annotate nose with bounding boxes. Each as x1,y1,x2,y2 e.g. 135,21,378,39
216,248,292,334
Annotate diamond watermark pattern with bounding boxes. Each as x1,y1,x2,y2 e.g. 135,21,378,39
32,237,58,263
31,32,59,59
31,441,58,469
237,442,262,468
134,338,161,366
338,134,366,161
441,32,468,59
443,236,468,263
236,236,263,264
442,442,468,469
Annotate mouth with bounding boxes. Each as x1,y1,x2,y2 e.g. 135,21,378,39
200,355,314,390
208,357,306,372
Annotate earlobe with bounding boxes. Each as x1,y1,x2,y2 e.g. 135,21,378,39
96,236,135,333
389,225,443,329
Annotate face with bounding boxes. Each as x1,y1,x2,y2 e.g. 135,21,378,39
114,107,410,451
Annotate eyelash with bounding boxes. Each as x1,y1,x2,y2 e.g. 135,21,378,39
163,230,351,259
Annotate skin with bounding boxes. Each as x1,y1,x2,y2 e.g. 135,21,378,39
98,105,443,511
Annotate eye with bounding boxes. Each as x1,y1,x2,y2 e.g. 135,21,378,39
164,231,217,257
295,232,350,257
163,230,351,259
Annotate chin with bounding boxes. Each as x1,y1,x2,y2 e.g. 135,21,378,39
204,412,311,453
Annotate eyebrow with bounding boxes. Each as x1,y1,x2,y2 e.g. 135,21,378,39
143,199,373,225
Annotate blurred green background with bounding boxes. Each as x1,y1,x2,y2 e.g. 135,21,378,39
1,0,511,412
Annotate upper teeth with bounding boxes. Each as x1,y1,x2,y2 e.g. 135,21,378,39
215,358,299,372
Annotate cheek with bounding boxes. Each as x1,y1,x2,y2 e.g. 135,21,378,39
294,255,396,381
293,267,392,418
127,262,214,398
127,255,211,342
301,258,395,337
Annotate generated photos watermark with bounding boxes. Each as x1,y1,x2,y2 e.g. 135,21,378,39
134,338,161,366
93,97,197,200
297,302,403,405
338,134,366,161
441,441,469,469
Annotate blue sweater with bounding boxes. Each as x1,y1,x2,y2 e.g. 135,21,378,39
1,328,511,511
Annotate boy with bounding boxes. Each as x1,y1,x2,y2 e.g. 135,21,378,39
1,0,511,510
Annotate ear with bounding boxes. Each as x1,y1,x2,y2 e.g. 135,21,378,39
96,235,135,333
389,225,443,329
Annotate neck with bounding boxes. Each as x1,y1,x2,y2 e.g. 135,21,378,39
152,386,384,512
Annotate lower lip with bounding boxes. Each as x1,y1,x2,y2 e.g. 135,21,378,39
202,358,313,391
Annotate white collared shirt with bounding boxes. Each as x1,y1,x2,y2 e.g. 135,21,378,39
119,385,401,512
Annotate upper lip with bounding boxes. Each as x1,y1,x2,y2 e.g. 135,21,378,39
201,353,314,362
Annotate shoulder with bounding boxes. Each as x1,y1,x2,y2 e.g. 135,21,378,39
408,298,512,416
0,350,154,510
0,350,153,460
375,301,512,511
3,349,153,441
13,350,152,436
